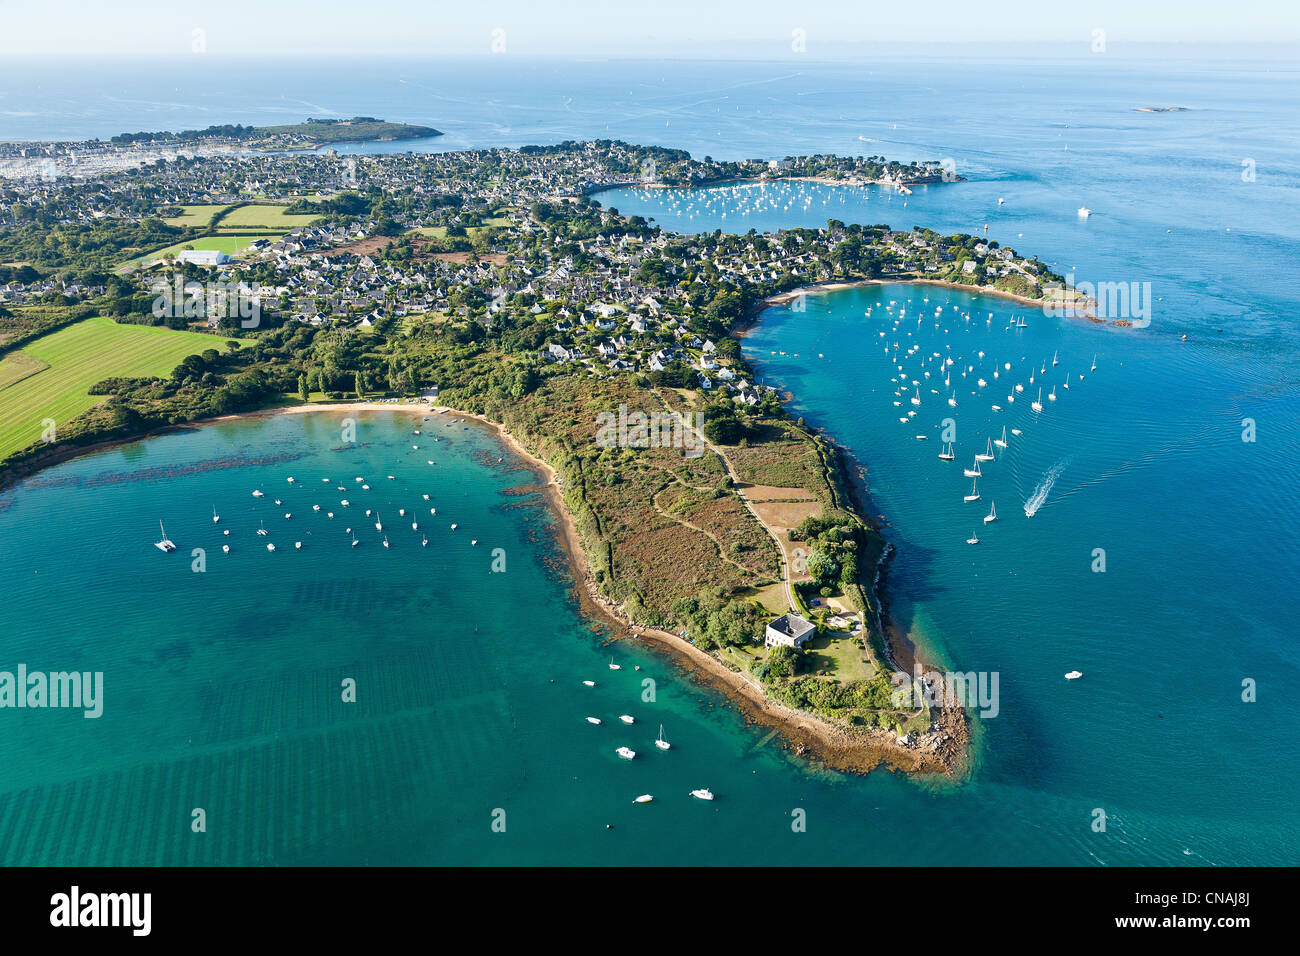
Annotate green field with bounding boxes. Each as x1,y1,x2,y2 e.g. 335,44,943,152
215,204,322,229
163,204,231,228
409,218,510,241
0,316,231,459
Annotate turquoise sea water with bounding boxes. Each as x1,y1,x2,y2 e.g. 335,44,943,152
1,56,1297,865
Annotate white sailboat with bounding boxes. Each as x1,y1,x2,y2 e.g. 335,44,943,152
154,521,176,552
1052,350,1059,367
655,725,671,750
976,438,995,462
211,506,220,524
257,521,268,536
382,536,390,549
937,443,955,461
609,658,621,670
1048,385,1057,402
266,542,276,552
1031,388,1043,413
374,512,383,531
1091,354,1097,372
1063,373,1070,390
910,388,921,406
964,478,981,502
994,426,1008,449
690,788,715,801
351,533,359,548
984,501,998,524
966,530,980,545
963,459,982,478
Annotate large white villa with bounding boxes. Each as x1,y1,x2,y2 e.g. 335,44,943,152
764,612,816,648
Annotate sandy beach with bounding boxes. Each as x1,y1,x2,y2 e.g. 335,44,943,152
760,276,1096,316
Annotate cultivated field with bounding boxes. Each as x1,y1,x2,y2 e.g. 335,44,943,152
215,204,322,230
164,203,320,231
0,316,228,459
163,204,230,228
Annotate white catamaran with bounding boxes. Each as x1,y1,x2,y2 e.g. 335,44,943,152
154,521,176,552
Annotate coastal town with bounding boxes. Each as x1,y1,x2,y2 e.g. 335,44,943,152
0,140,1066,384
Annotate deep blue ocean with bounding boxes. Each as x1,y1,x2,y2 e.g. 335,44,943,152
0,56,1297,864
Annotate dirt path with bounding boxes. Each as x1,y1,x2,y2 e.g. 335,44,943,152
648,480,760,578
650,387,796,613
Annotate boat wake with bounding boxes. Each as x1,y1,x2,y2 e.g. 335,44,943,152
1024,460,1067,516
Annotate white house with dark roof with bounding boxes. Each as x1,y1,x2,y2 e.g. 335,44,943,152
765,613,816,648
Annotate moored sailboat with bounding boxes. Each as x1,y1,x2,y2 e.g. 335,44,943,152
154,521,176,552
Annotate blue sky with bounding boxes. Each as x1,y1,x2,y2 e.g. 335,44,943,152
1,0,1296,56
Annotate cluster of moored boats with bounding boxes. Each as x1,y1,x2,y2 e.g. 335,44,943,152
624,179,894,226
153,416,481,555
874,296,1099,537
584,659,714,804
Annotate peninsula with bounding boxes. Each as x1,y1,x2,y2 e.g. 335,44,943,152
0,134,1078,775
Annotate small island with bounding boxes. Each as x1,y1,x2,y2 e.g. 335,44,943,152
106,117,443,151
